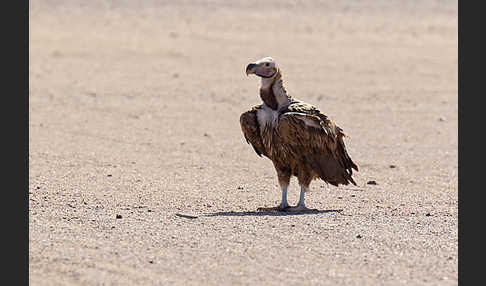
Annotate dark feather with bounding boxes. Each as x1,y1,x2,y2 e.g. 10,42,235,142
277,102,358,186
240,105,267,157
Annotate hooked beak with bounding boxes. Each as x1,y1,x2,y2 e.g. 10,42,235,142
246,63,257,76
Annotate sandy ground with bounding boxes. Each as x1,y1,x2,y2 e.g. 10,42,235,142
29,1,458,285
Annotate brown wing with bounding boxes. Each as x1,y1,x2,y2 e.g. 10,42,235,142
240,105,268,157
278,102,358,186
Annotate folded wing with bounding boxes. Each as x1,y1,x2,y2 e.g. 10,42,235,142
278,102,358,186
240,105,267,157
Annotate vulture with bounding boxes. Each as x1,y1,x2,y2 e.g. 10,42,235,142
240,57,358,212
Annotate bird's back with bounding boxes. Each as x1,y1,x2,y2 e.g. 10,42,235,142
276,99,358,185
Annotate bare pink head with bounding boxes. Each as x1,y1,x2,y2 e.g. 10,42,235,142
245,57,277,78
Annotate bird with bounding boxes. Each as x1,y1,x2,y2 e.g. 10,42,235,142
240,57,358,212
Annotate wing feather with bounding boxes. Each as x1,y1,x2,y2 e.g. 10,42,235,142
240,105,267,157
278,102,358,185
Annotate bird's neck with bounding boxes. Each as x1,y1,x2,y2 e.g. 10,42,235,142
260,69,292,110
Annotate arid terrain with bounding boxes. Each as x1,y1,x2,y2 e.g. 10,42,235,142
29,1,458,285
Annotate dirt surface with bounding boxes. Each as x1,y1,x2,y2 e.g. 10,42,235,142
29,1,458,285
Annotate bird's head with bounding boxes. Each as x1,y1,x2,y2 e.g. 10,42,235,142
245,57,278,79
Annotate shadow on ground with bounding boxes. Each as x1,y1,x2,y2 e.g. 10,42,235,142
204,209,345,217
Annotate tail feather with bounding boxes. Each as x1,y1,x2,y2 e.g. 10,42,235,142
308,153,357,186
307,134,358,186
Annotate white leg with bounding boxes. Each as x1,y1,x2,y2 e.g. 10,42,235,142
286,186,315,212
296,186,306,208
257,186,290,211
278,186,290,209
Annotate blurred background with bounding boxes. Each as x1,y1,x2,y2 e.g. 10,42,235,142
29,0,457,174
29,1,457,285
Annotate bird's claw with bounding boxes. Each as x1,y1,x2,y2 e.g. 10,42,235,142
257,204,317,213
257,206,285,212
283,205,318,213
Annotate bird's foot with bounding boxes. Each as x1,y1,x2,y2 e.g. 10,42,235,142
257,203,290,212
283,205,318,213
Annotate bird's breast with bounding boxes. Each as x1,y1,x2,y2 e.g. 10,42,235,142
257,105,279,129
256,106,284,159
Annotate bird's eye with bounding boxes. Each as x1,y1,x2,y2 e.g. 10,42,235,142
265,63,270,67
